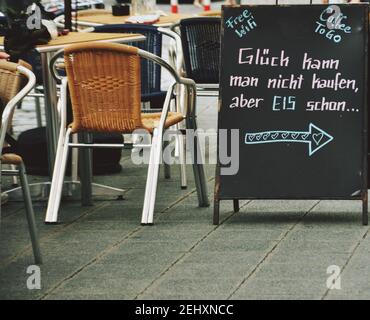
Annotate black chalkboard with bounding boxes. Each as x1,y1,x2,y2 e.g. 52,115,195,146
215,4,368,224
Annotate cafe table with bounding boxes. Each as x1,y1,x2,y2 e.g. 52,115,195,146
55,9,193,28
0,31,145,201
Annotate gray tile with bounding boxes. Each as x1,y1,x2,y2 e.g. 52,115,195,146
161,262,257,280
193,239,277,253
232,278,327,299
140,278,240,299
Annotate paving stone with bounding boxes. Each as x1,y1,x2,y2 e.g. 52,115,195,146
266,252,350,266
46,291,136,300
140,292,227,300
192,239,277,253
273,239,358,254
253,263,336,282
48,276,150,297
286,227,367,242
233,294,321,300
140,278,240,299
160,262,257,280
206,227,286,241
183,250,264,267
231,278,327,299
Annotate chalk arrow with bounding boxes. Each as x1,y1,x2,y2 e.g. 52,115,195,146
245,123,334,156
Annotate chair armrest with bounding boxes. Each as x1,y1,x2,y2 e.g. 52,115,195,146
137,48,197,120
156,82,177,136
0,66,36,154
157,27,183,74
58,78,68,132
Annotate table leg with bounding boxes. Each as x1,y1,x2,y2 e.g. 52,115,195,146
40,51,59,177
79,132,93,206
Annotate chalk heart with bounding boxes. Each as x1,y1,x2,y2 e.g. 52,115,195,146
282,133,289,139
301,133,309,140
262,133,270,140
291,133,299,140
313,133,324,145
248,135,255,142
256,134,262,141
271,133,279,139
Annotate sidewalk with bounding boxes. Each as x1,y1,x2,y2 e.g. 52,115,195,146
2,89,370,300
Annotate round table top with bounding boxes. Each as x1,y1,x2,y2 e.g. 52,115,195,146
73,10,193,27
0,32,145,53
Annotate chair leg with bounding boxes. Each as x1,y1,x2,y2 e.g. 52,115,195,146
66,134,79,196
10,164,18,186
34,95,43,128
45,128,71,223
44,130,66,222
163,139,171,179
147,129,163,225
71,134,79,183
187,117,210,207
44,127,66,222
177,127,187,189
79,132,93,207
175,89,188,189
19,163,42,264
141,132,156,225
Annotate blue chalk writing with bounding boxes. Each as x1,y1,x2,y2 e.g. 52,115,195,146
245,123,334,156
272,96,296,111
225,9,257,39
314,6,352,44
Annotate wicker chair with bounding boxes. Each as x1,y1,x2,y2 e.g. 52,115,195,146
90,23,188,189
44,42,209,225
0,60,42,264
179,17,221,96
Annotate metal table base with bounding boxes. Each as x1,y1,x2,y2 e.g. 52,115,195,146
4,181,125,202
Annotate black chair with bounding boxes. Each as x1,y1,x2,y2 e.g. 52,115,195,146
92,24,167,108
179,17,221,95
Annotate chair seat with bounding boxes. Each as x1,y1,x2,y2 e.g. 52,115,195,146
1,153,23,165
141,112,184,131
68,111,184,134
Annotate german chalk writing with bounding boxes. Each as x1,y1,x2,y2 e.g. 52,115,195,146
228,48,359,112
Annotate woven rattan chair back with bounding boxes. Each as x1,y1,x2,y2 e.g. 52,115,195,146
180,17,221,84
64,42,148,133
0,60,24,107
0,60,26,132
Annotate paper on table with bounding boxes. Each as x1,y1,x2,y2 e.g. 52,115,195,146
125,14,160,24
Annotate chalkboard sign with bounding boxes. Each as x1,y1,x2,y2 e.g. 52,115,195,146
215,4,368,224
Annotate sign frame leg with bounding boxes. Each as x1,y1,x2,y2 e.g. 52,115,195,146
233,199,239,213
213,164,220,225
362,191,368,225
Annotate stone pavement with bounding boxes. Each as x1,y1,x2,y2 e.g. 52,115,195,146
2,90,370,300
1,1,370,301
